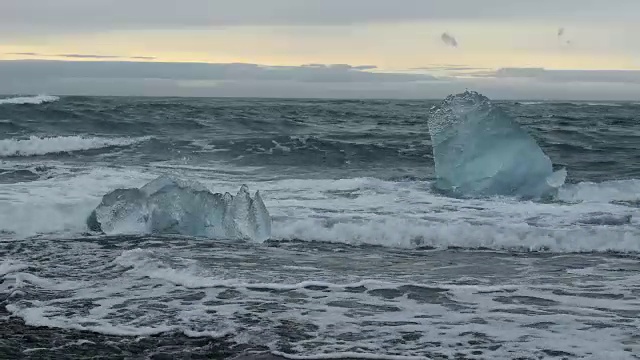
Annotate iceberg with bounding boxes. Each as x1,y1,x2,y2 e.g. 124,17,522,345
427,91,566,198
87,175,272,241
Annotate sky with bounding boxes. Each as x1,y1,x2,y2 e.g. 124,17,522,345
1,0,639,100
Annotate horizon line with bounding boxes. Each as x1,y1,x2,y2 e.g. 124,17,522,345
1,92,638,102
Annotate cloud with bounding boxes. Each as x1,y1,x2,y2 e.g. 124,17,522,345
7,52,156,61
440,32,458,47
411,65,488,71
0,59,441,99
60,54,156,60
9,52,41,56
56,54,120,59
472,67,640,84
1,60,639,100
0,60,435,83
4,73,640,101
1,0,638,34
495,68,546,77
57,54,156,60
302,64,378,71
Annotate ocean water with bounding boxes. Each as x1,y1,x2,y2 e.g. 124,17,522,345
1,94,639,359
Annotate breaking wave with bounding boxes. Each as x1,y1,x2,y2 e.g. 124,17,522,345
0,135,150,157
0,165,638,253
0,95,60,105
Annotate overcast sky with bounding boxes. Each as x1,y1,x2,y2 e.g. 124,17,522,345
1,0,639,99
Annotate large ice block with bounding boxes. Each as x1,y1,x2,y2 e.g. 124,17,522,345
427,91,566,198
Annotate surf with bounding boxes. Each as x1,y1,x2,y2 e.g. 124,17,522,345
0,95,59,105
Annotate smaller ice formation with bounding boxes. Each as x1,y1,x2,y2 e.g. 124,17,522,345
428,91,566,198
87,175,271,241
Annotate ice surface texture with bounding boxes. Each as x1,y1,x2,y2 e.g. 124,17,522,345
428,91,566,198
87,175,271,241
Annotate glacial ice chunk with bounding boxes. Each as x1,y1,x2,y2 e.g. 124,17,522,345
428,91,566,198
87,175,272,241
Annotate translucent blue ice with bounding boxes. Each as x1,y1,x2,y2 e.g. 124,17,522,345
428,91,566,198
87,175,271,241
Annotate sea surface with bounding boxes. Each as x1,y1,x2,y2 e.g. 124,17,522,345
1,94,639,359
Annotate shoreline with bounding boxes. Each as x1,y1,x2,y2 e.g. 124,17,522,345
0,301,286,360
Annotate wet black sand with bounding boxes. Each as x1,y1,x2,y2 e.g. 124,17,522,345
0,278,615,360
0,306,582,360
0,297,285,360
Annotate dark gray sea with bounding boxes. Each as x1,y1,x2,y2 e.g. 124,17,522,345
1,94,639,359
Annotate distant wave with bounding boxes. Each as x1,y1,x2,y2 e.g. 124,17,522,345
0,95,60,105
518,101,623,107
0,135,150,157
558,102,622,107
516,101,622,107
517,101,545,105
583,102,622,107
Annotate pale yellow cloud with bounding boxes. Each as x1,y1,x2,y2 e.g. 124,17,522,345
2,20,638,71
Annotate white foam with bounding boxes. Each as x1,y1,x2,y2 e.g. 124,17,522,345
282,265,320,271
11,272,90,291
115,248,391,290
559,179,640,203
150,162,263,174
6,304,178,336
1,165,639,253
4,241,640,359
0,95,59,105
274,218,640,252
0,259,28,276
518,101,545,105
0,135,150,157
248,176,639,253
0,167,156,237
273,352,427,360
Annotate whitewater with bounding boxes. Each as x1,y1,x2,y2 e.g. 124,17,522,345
0,95,59,105
1,95,639,359
0,135,150,157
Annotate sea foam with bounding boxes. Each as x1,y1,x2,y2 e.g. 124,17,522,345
0,166,638,253
0,95,59,105
0,135,150,157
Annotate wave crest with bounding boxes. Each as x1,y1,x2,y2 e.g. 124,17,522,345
0,95,60,105
0,135,150,157
273,218,639,253
0,167,638,253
